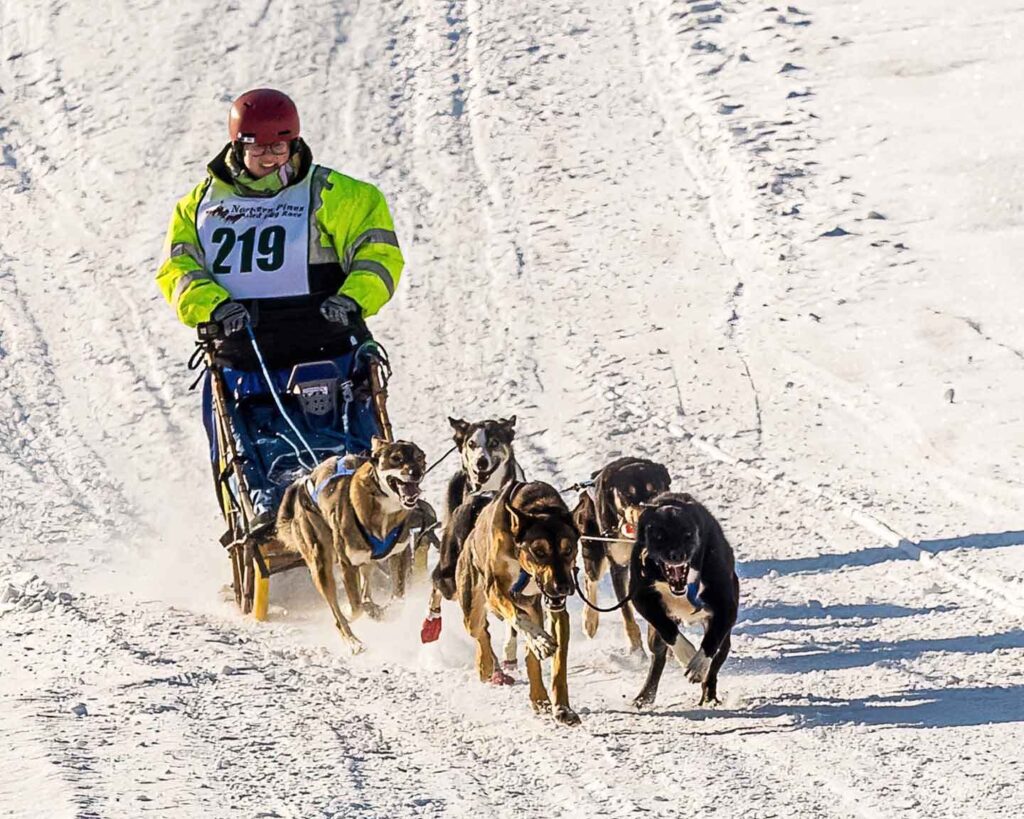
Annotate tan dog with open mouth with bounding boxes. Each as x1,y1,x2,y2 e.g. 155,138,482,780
454,480,581,725
274,437,426,654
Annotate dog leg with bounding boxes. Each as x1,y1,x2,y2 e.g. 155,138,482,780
358,564,385,620
610,563,643,655
307,555,363,655
582,552,605,639
525,647,551,714
501,622,518,672
632,628,668,709
549,608,580,726
412,535,429,580
421,587,443,644
700,633,731,706
464,590,508,684
339,562,364,621
389,549,409,601
583,574,601,639
487,586,556,660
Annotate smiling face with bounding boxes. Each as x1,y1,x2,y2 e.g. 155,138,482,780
241,141,291,178
371,437,426,509
639,504,702,596
449,416,516,485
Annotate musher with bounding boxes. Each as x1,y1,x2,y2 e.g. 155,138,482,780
156,88,404,532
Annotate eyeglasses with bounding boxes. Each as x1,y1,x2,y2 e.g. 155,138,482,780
243,141,290,157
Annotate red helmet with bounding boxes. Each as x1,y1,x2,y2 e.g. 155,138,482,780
228,88,300,144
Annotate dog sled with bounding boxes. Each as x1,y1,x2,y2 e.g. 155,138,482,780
190,321,396,620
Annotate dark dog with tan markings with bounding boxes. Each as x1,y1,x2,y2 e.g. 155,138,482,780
574,457,672,653
275,437,426,655
455,481,581,725
421,415,524,646
628,492,739,709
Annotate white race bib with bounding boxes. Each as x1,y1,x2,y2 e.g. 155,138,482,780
196,175,312,299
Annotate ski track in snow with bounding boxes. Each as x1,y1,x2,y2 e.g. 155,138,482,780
2,0,1023,817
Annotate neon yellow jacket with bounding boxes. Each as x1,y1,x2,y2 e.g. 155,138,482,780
156,142,404,327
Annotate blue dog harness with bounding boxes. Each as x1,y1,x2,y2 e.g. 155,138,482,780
511,569,532,596
354,516,405,560
306,459,405,560
686,581,705,610
308,458,357,504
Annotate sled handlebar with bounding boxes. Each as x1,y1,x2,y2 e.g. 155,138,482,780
197,321,222,342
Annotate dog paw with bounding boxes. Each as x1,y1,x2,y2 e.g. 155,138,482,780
685,649,711,683
553,705,581,726
488,669,515,686
531,699,552,715
631,692,656,710
420,615,442,644
527,632,557,660
699,691,721,707
363,602,386,621
344,637,365,656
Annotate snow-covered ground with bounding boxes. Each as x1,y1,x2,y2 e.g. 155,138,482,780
2,0,1023,816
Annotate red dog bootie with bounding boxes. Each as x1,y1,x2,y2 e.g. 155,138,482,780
489,669,515,686
420,612,442,643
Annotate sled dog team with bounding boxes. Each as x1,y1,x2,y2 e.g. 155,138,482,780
273,416,740,727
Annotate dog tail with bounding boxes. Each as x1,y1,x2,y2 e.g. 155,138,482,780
278,480,321,527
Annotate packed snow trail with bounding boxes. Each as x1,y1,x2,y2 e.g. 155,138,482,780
2,0,1023,817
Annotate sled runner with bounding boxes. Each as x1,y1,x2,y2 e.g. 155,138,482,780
190,321,395,619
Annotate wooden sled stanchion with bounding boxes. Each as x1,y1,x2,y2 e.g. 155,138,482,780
368,357,394,443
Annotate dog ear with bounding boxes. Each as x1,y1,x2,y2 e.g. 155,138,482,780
506,503,523,537
448,417,469,445
652,462,672,491
499,415,517,431
371,436,387,458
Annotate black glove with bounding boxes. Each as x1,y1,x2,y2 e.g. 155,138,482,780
211,301,250,336
320,294,361,325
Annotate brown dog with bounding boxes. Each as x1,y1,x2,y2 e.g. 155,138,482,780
574,457,671,653
275,437,426,654
455,481,581,725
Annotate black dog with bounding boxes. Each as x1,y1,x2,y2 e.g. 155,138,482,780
574,457,671,653
629,493,739,708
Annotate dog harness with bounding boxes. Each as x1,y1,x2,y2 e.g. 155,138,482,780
511,569,532,596
686,569,705,610
353,516,404,560
306,458,356,504
305,459,405,560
